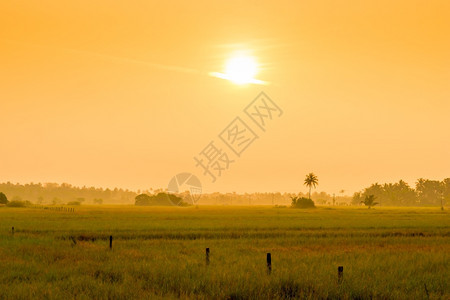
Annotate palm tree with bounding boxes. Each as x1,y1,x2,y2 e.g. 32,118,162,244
361,195,378,209
304,173,319,200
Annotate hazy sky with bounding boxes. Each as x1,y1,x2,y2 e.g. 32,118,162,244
1,0,449,194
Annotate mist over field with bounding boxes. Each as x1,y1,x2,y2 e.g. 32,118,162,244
1,178,449,207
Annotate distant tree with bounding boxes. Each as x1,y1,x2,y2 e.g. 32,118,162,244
93,198,103,205
52,197,62,205
352,192,363,205
67,201,81,206
304,173,318,200
362,183,384,204
0,192,8,204
291,196,315,208
383,180,416,206
135,194,152,206
37,196,44,204
442,178,450,210
155,193,185,206
361,195,378,209
135,193,185,206
416,179,443,206
316,198,327,205
6,200,30,207
339,189,345,203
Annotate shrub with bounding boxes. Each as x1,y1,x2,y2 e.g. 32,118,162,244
291,197,315,208
67,201,81,206
135,193,187,206
6,200,31,208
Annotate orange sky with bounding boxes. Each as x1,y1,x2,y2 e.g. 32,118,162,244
1,0,449,194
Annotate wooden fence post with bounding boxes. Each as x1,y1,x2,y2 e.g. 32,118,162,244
206,248,210,265
338,266,343,283
109,235,113,249
267,253,272,274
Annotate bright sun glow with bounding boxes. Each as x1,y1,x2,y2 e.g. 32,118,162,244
209,53,267,85
225,55,258,84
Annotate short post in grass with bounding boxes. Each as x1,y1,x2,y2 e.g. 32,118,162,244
424,283,430,298
109,235,113,249
11,226,14,235
338,266,343,283
267,253,272,275
206,248,210,265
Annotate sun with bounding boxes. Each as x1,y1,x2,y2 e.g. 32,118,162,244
225,55,258,84
209,52,267,85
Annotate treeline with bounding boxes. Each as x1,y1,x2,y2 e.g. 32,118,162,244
0,182,137,204
352,178,450,206
8,179,449,207
0,182,352,206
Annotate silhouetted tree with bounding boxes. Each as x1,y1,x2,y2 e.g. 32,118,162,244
135,194,152,206
304,173,318,200
291,196,315,208
361,195,378,209
383,180,416,206
352,192,363,205
135,193,184,206
0,192,8,204
442,178,450,210
416,178,443,206
362,183,384,204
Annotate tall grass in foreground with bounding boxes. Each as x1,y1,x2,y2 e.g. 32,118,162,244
0,206,448,299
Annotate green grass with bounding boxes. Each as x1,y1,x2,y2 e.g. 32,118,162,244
0,206,448,299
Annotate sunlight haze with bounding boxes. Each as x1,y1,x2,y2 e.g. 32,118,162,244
1,0,449,194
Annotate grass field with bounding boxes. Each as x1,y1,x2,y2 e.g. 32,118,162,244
0,206,448,299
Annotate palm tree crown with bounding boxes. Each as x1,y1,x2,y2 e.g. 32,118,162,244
304,173,319,200
361,195,379,209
